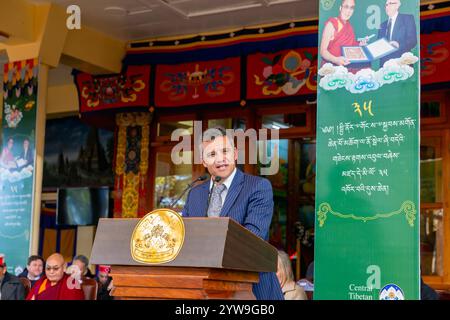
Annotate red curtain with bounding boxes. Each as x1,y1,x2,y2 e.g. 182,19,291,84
246,48,317,100
421,31,450,85
155,57,241,107
76,65,150,113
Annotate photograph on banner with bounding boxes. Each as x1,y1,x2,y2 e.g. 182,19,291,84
318,0,419,94
0,136,34,184
315,0,420,300
0,59,38,276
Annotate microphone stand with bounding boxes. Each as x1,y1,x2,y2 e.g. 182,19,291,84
168,174,208,209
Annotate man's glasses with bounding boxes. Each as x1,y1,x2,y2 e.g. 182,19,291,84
341,5,355,10
45,265,62,272
385,2,399,6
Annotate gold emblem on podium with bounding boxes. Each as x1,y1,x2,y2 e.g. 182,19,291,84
130,209,185,264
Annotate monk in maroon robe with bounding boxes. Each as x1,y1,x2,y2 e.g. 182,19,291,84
26,253,84,300
320,0,359,67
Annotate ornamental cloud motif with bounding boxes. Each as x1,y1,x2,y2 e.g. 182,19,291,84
318,53,419,94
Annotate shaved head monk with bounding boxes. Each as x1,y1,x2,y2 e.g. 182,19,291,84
26,253,84,300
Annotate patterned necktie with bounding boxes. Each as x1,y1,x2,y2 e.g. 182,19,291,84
207,183,226,217
386,18,392,41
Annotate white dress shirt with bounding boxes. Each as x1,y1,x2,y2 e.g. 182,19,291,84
388,12,399,41
209,167,237,206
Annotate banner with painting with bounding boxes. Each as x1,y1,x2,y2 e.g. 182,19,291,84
0,59,38,275
315,0,420,300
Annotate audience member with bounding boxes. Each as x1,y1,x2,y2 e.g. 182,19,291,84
18,255,44,288
26,253,84,300
96,265,114,300
70,254,94,279
0,254,26,300
276,250,307,300
421,277,439,300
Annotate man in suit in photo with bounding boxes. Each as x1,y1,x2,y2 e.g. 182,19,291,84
17,138,34,170
377,0,417,66
182,127,284,300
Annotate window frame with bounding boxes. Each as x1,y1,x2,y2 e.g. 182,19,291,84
421,128,450,290
421,91,447,125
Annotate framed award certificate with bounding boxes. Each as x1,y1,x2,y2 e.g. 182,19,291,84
342,38,399,63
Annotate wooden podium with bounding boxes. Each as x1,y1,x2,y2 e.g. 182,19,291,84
90,217,277,300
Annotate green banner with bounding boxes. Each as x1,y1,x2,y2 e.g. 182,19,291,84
315,0,420,300
0,59,38,275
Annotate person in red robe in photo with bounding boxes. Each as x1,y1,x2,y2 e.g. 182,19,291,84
320,0,362,67
26,253,84,300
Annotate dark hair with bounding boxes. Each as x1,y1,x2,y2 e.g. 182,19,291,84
27,255,44,266
73,254,89,266
203,126,228,142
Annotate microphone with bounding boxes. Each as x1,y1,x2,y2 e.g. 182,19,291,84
169,174,208,209
206,176,222,215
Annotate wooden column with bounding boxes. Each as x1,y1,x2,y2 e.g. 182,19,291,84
30,63,48,255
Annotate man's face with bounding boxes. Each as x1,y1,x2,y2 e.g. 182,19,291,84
27,259,43,278
385,0,400,17
73,260,87,275
202,136,237,180
23,140,29,149
7,139,13,149
45,260,65,283
339,0,355,21
98,272,109,285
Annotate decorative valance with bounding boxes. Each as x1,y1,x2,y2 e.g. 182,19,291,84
75,65,150,113
155,57,241,107
73,4,450,115
247,48,317,99
421,31,450,85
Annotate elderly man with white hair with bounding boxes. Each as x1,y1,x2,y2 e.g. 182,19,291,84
377,0,417,66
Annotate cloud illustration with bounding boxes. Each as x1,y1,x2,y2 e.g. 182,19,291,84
318,53,419,94
347,68,380,94
0,166,33,183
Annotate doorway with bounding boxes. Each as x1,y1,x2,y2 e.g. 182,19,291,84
258,137,316,279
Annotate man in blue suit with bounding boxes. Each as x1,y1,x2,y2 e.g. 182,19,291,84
182,127,284,300
377,0,417,66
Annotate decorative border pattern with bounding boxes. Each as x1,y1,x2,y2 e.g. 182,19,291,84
317,201,416,227
137,113,150,190
114,112,152,218
128,3,450,52
128,20,318,51
122,172,140,218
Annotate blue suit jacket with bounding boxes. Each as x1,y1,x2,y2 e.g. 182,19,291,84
182,169,284,300
377,13,417,66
